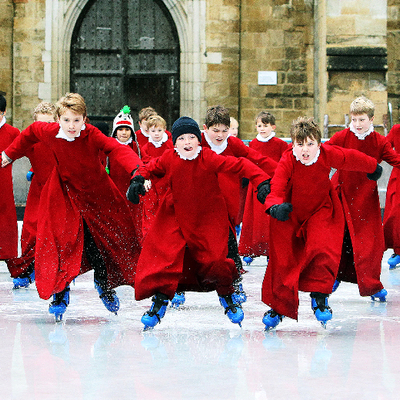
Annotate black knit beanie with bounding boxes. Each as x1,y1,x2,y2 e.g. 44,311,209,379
171,116,202,144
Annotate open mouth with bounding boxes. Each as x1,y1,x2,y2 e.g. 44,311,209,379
183,145,193,152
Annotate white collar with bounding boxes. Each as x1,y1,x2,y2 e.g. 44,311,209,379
149,132,168,148
141,127,149,138
350,122,374,140
204,131,228,154
256,132,275,142
174,146,202,160
0,116,6,129
293,147,321,166
56,124,85,141
116,137,133,145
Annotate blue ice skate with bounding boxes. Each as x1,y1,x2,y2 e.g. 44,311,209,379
331,280,340,293
141,293,169,330
94,280,120,314
170,292,185,308
49,287,70,322
370,288,387,302
388,254,400,270
243,256,253,265
311,293,332,328
262,309,284,331
219,294,244,326
13,270,35,289
232,282,247,304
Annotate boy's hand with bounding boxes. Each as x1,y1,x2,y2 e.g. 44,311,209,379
1,151,12,167
269,203,293,221
256,179,271,204
126,175,146,204
367,163,383,181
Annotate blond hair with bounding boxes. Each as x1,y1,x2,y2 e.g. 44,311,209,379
56,93,87,118
138,106,157,122
33,102,57,121
350,96,375,119
147,115,166,129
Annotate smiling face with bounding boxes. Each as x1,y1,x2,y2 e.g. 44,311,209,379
174,133,200,158
58,110,85,139
351,113,374,135
116,127,132,143
292,136,321,165
203,124,229,146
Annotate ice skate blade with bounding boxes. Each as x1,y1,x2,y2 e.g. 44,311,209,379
54,313,63,322
320,321,327,329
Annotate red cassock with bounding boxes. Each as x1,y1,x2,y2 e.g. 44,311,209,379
108,140,144,244
6,141,57,277
140,139,173,238
4,121,143,299
134,147,270,301
0,123,19,259
201,134,277,230
327,128,400,296
383,124,400,254
239,136,289,258
262,145,378,320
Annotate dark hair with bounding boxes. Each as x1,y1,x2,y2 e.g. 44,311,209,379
0,95,6,112
205,105,230,128
256,111,275,126
290,116,321,145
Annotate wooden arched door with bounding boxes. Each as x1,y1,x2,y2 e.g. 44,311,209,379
70,0,180,131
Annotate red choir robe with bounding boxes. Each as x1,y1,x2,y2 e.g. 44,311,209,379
4,121,143,300
0,122,19,259
383,124,400,254
327,127,400,295
134,147,270,301
6,142,57,277
108,138,144,244
262,145,378,320
140,137,173,238
201,133,277,230
239,134,289,258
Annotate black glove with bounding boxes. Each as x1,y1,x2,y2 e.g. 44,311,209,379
269,203,293,221
367,163,383,181
126,175,146,204
256,179,271,204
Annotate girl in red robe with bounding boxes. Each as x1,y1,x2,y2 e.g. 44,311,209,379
127,116,271,330
262,117,381,330
2,93,143,321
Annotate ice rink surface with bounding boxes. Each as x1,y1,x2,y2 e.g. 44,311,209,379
1,246,400,400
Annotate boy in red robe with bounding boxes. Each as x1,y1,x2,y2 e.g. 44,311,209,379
0,94,19,263
239,111,289,264
201,105,278,303
127,116,271,329
140,114,173,238
262,117,382,330
2,93,143,321
8,102,58,289
327,96,400,301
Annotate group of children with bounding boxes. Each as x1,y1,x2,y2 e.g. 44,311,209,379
1,92,399,331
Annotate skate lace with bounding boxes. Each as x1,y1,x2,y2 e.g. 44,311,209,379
99,289,117,303
50,288,70,306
